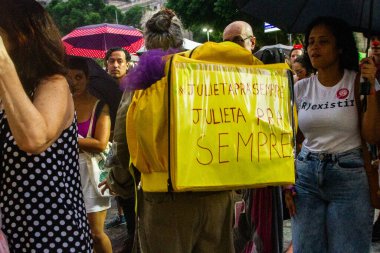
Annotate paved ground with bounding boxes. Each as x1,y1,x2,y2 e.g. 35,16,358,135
105,197,380,252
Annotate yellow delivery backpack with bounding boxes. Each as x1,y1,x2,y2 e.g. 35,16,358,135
127,41,296,192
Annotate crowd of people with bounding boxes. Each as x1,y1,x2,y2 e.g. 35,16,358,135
1,0,380,253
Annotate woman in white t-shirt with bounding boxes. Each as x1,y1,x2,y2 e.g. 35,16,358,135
284,16,379,253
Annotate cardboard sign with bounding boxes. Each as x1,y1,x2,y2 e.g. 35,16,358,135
170,57,295,191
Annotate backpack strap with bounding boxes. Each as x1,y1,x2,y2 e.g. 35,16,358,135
95,100,106,119
166,55,175,192
86,100,105,138
188,45,200,58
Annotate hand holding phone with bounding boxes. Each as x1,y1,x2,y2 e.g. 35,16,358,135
359,57,377,95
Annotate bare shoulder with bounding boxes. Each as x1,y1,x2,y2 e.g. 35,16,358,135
101,102,110,114
37,74,70,90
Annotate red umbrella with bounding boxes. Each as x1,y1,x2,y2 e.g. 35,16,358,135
62,23,144,58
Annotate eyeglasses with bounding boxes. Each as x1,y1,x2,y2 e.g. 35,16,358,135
225,35,254,46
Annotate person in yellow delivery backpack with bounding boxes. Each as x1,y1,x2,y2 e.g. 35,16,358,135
100,14,264,253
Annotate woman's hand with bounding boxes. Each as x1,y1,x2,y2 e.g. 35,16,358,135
284,187,297,217
360,57,377,88
98,179,116,196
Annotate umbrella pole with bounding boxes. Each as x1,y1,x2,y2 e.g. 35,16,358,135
364,8,378,172
360,0,374,113
366,33,372,56
288,34,292,46
360,36,373,112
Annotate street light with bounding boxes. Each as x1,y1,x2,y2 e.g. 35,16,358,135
202,28,213,41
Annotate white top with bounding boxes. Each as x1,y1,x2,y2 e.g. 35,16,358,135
294,69,361,153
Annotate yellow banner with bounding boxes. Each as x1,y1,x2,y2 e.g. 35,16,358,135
170,56,295,191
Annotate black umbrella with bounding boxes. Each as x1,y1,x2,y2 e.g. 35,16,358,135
86,58,122,128
67,56,122,128
254,43,292,63
236,0,380,34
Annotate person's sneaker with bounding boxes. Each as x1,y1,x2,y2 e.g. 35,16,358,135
372,219,380,242
105,215,126,229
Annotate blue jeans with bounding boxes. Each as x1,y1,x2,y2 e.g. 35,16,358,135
291,146,373,253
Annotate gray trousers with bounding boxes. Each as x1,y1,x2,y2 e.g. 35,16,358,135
138,190,234,253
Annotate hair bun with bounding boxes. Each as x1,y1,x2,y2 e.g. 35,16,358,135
146,8,176,33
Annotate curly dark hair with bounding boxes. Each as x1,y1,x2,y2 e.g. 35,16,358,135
0,0,67,96
304,16,359,72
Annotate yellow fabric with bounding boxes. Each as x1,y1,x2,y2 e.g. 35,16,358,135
126,79,169,174
127,42,295,192
140,172,169,192
182,41,263,65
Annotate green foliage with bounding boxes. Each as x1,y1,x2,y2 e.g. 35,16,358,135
166,0,301,49
123,5,144,29
100,5,126,24
46,0,304,49
47,0,127,35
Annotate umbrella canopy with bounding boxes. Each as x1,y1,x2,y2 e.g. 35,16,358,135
183,38,202,50
63,23,144,58
86,59,122,125
236,0,380,34
254,44,292,59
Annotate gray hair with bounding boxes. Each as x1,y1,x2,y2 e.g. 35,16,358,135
144,9,184,50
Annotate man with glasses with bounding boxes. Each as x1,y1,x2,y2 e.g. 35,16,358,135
223,21,285,253
223,21,257,53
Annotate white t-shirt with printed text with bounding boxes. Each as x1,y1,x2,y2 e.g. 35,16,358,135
294,69,361,153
